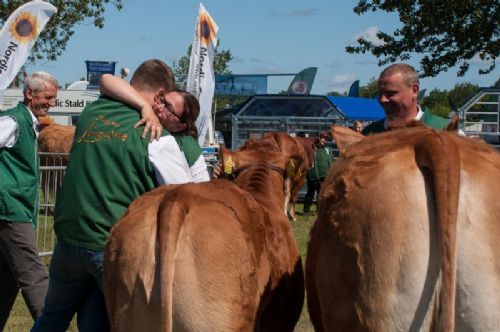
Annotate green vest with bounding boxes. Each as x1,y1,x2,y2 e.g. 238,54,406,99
0,102,39,225
307,146,333,181
362,108,451,135
54,98,159,251
174,134,203,167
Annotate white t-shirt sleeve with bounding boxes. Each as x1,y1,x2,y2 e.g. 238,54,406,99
190,155,210,183
0,116,18,148
148,135,193,185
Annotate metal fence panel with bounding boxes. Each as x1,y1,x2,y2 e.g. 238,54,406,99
37,152,67,256
36,152,219,256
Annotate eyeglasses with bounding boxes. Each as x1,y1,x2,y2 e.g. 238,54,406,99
156,94,182,121
164,101,182,121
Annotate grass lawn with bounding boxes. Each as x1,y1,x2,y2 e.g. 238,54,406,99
5,204,317,331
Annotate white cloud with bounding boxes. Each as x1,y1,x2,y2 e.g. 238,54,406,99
323,73,356,92
351,26,385,46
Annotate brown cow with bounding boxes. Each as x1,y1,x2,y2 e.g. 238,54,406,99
104,138,304,331
37,120,75,213
38,122,75,154
306,125,500,331
289,135,315,218
262,132,311,221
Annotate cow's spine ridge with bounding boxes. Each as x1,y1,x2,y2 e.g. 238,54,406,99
157,195,185,332
415,131,460,332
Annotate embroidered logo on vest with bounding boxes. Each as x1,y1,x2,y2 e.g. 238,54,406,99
77,115,128,143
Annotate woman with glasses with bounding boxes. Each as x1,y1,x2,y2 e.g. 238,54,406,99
100,74,209,183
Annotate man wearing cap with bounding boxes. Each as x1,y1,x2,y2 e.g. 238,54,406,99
303,132,334,215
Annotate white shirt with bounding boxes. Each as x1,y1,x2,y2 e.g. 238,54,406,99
0,105,39,148
189,155,211,182
148,135,209,185
383,105,423,130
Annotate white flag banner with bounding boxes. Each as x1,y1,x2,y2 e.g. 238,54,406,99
186,3,219,146
0,0,57,90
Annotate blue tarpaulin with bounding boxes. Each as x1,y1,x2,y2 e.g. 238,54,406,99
327,96,385,121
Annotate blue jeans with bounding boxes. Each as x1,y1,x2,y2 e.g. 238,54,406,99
31,241,110,332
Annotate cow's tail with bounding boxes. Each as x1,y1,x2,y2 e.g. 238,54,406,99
157,194,186,332
414,131,460,332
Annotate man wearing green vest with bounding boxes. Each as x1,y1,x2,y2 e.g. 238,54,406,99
362,63,450,135
33,59,195,332
303,132,334,215
0,72,58,330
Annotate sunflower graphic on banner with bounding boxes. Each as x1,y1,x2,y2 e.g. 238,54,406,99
0,1,57,90
186,3,219,146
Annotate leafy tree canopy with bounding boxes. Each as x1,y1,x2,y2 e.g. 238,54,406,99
346,0,499,77
359,77,378,98
172,44,233,89
421,82,479,117
0,1,123,63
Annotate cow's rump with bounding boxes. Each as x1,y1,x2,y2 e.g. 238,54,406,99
306,126,500,331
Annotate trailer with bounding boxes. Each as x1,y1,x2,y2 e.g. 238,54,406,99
215,94,351,150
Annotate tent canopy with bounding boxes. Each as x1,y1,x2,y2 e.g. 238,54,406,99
327,96,385,121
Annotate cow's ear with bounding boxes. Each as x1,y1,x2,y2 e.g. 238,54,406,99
445,115,459,132
331,125,364,153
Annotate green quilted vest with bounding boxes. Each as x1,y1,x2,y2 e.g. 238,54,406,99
54,98,159,251
0,102,39,225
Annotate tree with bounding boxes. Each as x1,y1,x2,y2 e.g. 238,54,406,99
446,82,479,110
421,89,450,117
359,77,378,98
172,45,233,89
346,1,499,77
0,1,123,63
421,82,479,117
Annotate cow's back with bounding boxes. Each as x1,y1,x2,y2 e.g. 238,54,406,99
105,179,304,332
307,127,500,331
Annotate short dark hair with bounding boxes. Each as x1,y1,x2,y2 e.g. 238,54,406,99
130,59,175,93
175,89,200,139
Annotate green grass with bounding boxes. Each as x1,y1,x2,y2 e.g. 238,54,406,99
290,204,316,332
6,205,317,331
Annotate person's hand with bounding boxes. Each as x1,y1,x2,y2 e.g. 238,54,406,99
134,105,163,141
212,161,222,179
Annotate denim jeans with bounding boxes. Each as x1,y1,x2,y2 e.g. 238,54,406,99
31,241,110,332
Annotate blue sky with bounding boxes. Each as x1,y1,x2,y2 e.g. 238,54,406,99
28,0,498,94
